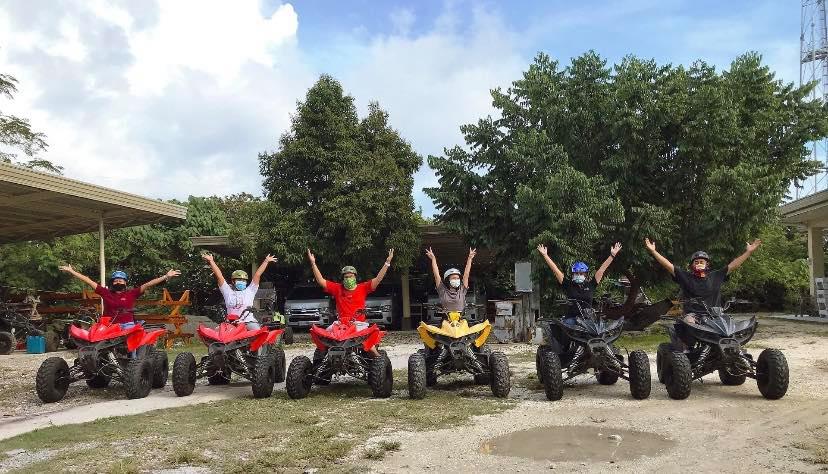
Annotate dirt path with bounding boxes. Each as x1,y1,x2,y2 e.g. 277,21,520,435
371,318,828,473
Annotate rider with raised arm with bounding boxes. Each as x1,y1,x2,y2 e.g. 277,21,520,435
306,248,394,357
59,265,180,328
425,247,476,316
202,253,277,330
644,238,762,349
537,242,622,324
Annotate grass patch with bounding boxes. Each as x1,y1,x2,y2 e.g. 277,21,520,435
792,425,828,465
0,370,514,473
363,440,401,461
616,324,669,353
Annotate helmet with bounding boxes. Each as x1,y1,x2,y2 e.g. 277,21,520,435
110,270,128,281
443,268,461,280
340,265,357,276
689,251,710,265
571,262,589,273
231,270,249,280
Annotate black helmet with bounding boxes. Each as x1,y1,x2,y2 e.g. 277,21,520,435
689,251,710,265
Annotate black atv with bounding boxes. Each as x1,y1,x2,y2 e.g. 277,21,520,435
536,299,651,400
657,298,788,400
0,301,46,355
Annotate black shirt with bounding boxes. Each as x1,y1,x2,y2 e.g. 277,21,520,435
673,267,729,315
561,279,596,316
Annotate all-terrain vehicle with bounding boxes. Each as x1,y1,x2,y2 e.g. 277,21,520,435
0,299,45,355
408,304,510,399
35,313,169,402
656,298,788,400
172,308,286,399
258,298,294,345
536,299,651,401
285,310,392,399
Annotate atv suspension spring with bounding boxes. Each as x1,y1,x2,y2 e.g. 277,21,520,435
568,345,586,373
463,345,485,373
692,345,711,372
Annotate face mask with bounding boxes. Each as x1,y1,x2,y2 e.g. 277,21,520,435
449,279,461,289
572,275,586,284
111,283,126,292
343,276,357,291
234,281,247,291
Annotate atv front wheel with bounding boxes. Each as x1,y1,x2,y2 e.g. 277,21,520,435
286,355,313,399
251,352,277,398
757,349,789,400
542,350,564,401
36,357,71,403
172,352,196,397
370,353,393,398
408,352,427,399
283,326,294,345
718,368,747,386
124,358,153,399
656,343,671,384
273,346,287,383
151,350,169,389
663,351,692,400
0,331,14,355
536,346,549,383
489,351,511,398
628,350,651,400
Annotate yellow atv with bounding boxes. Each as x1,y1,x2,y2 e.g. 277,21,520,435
407,306,510,399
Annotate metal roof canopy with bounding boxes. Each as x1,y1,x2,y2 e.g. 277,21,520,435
0,161,187,283
779,188,828,227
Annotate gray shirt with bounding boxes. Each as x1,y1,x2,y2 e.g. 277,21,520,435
436,283,468,312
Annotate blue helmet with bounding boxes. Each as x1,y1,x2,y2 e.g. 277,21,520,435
110,270,128,281
571,262,589,273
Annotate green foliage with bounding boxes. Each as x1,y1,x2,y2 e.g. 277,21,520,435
427,51,828,294
257,75,422,276
0,72,58,173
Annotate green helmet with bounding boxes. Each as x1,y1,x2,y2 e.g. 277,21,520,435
340,265,357,276
231,270,249,280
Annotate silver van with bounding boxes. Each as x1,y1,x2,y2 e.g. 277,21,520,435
284,285,333,328
363,284,399,328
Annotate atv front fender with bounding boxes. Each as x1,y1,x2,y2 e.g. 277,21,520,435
363,329,384,352
417,324,438,349
472,322,491,348
250,329,283,352
127,328,166,352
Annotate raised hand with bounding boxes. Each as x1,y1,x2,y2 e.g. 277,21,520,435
166,269,181,279
201,253,215,263
425,247,435,260
58,264,74,273
610,242,622,257
307,248,316,265
264,254,278,264
468,248,477,260
386,248,395,262
644,238,656,253
746,239,762,253
537,244,548,256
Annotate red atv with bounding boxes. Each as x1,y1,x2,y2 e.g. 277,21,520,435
35,316,168,402
172,308,286,399
286,310,392,399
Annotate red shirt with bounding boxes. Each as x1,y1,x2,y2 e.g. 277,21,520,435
325,281,374,321
95,285,143,324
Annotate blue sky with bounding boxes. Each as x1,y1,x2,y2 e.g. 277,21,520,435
0,0,803,215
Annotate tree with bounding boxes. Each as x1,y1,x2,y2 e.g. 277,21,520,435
0,73,60,173
257,75,422,276
427,51,828,311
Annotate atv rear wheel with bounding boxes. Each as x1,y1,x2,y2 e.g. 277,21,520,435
369,353,393,398
628,350,651,400
151,350,169,389
489,351,510,398
172,352,196,397
541,350,564,401
663,351,692,400
656,343,671,384
596,370,619,385
408,352,427,399
283,326,294,345
124,358,153,399
273,347,287,383
474,373,490,385
757,349,789,400
718,368,747,386
86,372,111,388
207,365,231,385
36,357,71,403
0,331,14,355
536,346,549,383
286,355,313,399
251,352,277,398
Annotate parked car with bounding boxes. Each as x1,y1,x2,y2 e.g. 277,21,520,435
363,284,401,329
423,284,486,324
284,285,333,329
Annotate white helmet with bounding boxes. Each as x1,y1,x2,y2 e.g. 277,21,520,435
443,268,461,280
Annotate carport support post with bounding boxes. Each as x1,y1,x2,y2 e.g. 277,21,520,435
808,225,825,296
98,214,106,285
401,271,411,330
